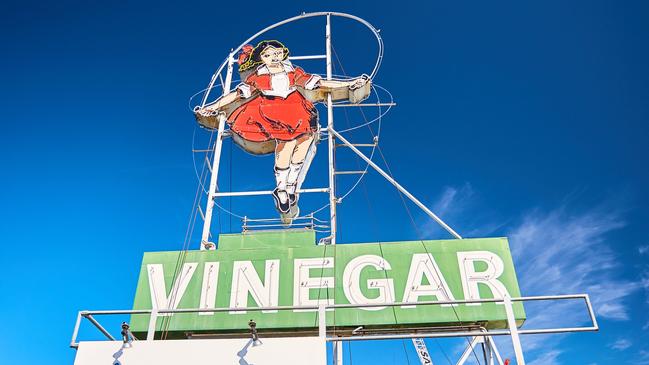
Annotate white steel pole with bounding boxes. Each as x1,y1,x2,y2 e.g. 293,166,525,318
147,308,158,341
333,340,343,365
69,312,82,348
318,303,326,338
488,337,506,365
325,14,337,246
201,57,235,250
326,15,342,365
503,296,526,365
329,128,463,239
482,338,493,365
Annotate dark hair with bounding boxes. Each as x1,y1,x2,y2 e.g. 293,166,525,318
238,40,290,72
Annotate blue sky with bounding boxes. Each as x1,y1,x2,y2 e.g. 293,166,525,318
1,0,648,364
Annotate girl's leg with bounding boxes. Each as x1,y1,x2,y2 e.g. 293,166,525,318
286,134,316,202
273,140,296,213
291,134,315,164
275,139,295,169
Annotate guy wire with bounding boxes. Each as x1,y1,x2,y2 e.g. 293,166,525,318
333,45,476,365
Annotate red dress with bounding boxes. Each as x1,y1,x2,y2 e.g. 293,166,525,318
228,62,321,142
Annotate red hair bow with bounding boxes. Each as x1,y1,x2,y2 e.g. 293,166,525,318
238,45,254,65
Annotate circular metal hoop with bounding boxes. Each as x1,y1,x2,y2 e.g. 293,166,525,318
199,12,384,108
193,12,389,224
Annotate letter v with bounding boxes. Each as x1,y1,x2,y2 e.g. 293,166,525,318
147,263,198,316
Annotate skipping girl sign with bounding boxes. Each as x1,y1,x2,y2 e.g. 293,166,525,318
195,40,370,223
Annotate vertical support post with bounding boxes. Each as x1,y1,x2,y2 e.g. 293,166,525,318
318,303,326,339
334,341,343,365
481,339,493,365
201,56,235,250
325,13,337,246
503,296,526,365
69,311,83,348
326,15,340,363
147,309,158,341
584,294,599,330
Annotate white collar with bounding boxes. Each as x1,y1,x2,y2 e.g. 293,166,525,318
256,60,294,75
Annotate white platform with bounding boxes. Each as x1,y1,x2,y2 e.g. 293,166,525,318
74,337,326,365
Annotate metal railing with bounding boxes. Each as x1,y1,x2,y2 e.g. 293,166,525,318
70,294,598,364
242,214,330,232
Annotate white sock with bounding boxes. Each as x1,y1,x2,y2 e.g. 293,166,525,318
277,190,288,204
275,167,289,204
286,162,303,195
275,167,289,191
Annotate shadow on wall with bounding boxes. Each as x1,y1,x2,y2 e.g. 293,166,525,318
237,338,264,365
108,337,264,365
112,342,132,365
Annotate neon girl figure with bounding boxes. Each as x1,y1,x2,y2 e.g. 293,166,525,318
196,40,369,222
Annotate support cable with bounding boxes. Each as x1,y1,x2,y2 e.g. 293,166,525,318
333,55,423,365
348,340,353,365
229,136,233,232
313,243,331,327
333,46,458,365
373,140,482,365
160,162,208,339
160,120,220,340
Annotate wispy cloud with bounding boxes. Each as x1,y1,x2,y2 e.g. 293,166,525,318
527,350,561,365
509,205,637,320
431,183,474,218
639,246,649,304
641,273,649,305
432,185,641,364
424,183,508,238
639,350,649,365
502,203,641,362
609,339,632,351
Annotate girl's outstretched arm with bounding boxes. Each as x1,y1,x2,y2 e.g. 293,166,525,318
318,75,369,91
193,88,249,129
314,75,371,104
198,91,240,114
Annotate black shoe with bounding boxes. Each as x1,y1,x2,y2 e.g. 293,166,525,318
288,193,298,206
280,204,299,227
272,188,291,214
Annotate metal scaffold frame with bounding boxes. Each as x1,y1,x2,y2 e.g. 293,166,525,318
197,12,461,251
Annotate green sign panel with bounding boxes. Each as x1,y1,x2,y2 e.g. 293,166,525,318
130,231,525,335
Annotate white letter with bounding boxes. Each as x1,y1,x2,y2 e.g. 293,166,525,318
342,255,395,311
293,257,334,312
401,254,456,308
457,251,510,306
198,262,220,316
147,263,198,316
230,260,280,314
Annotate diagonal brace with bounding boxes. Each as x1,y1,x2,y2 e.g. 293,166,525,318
329,128,462,239
456,336,481,365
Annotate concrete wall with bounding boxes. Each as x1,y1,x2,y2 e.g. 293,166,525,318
74,337,326,365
